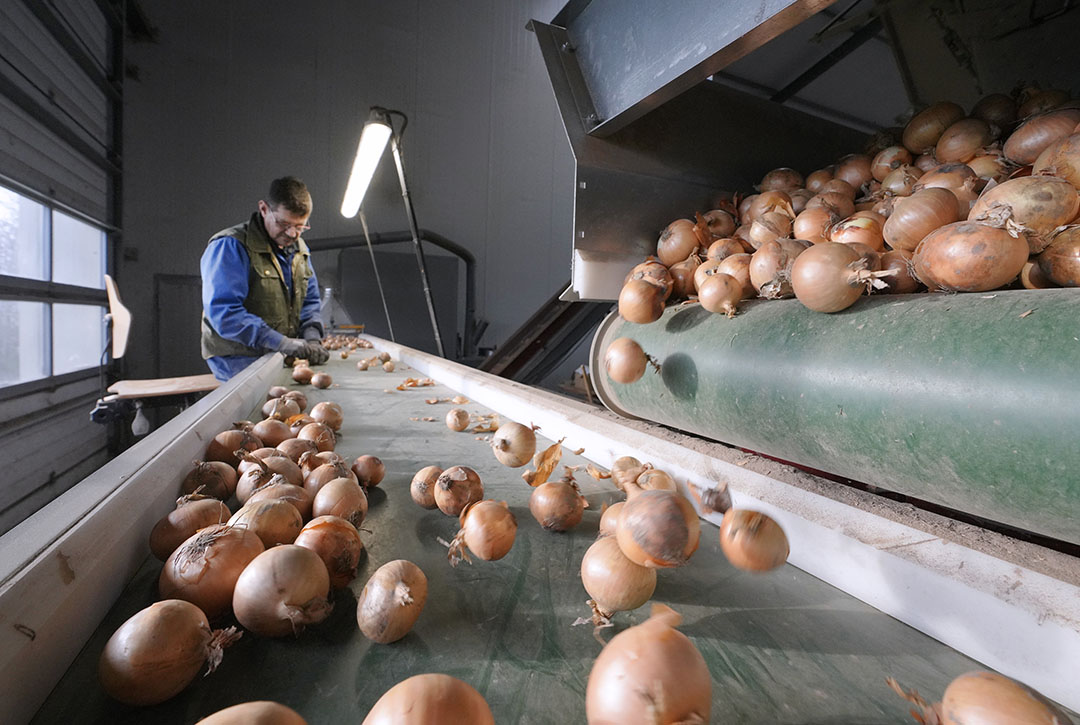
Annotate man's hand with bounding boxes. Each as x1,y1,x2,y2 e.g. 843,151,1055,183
305,342,330,365
301,326,323,343
276,337,309,358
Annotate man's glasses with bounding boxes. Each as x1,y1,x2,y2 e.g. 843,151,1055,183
270,211,311,235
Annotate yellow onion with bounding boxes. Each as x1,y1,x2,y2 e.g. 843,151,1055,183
1036,227,1080,286
623,259,673,301
882,187,961,252
149,495,231,561
232,545,332,637
877,249,921,294
492,421,537,467
434,465,484,516
941,670,1072,725
719,509,789,571
159,524,264,619
197,701,306,724
1004,108,1080,164
936,118,994,163
410,465,442,509
913,222,1028,292
228,499,303,548
530,479,587,531
615,489,700,568
580,535,656,621
871,145,913,181
903,102,965,154
618,279,664,324
969,175,1080,253
697,271,742,317
716,252,756,299
362,674,493,725
656,218,704,266
599,501,625,537
356,559,427,644
448,499,517,564
294,515,364,588
750,238,810,299
1033,132,1080,189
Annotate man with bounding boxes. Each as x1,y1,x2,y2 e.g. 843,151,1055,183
200,176,330,381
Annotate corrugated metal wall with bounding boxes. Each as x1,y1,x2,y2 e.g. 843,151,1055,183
0,1,120,534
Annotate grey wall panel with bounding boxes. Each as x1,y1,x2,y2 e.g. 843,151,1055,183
0,94,110,222
154,274,205,378
49,0,112,72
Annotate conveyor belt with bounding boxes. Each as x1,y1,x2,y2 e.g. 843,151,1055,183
29,354,1075,723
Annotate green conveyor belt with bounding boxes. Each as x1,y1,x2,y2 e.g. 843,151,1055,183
30,356,1068,723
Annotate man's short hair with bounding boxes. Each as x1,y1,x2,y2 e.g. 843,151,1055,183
268,176,312,216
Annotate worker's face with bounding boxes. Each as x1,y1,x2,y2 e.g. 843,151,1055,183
259,200,310,247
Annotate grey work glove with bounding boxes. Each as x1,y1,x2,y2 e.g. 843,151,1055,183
305,341,330,365
301,326,324,343
276,336,309,358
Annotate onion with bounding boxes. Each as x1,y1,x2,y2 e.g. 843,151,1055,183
903,101,965,154
529,477,587,532
834,154,873,190
1020,260,1056,289
748,210,793,248
262,397,300,421
287,414,315,435
356,359,369,371
636,468,677,492
805,168,833,192
972,93,1017,129
351,454,386,488
969,175,1080,253
294,515,364,588
251,418,294,448
410,465,442,509
1033,132,1080,189
377,351,391,363
492,422,537,467
297,421,335,452
580,535,656,622
745,190,794,223
311,478,368,527
883,187,962,252
693,257,723,293
697,272,742,317
434,465,484,516
877,250,921,294
967,151,1010,182
1004,108,1080,164
701,208,736,238
704,237,745,262
936,118,993,162
149,495,232,561
585,604,710,724
310,372,332,389
716,252,756,299
309,401,343,431
197,701,306,724
656,218,704,266
794,206,839,244
247,477,313,520
615,489,700,568
99,599,241,706
599,501,625,537
206,426,262,467
1018,88,1071,118
618,278,664,324
806,190,855,219
610,456,645,492
228,499,303,547
916,162,980,217
282,390,307,411
880,164,923,196
750,238,810,299
913,221,1029,291
819,178,856,201
788,188,814,215
830,215,885,252
719,509,789,571
276,437,319,463
238,451,302,487
268,385,289,399
362,674,493,725
356,559,427,643
232,545,331,637
791,242,894,313
941,670,1073,724
448,499,517,565
758,167,803,192
1036,227,1080,286
299,449,346,478
871,146,913,181
623,259,673,300
181,460,237,500
604,336,649,384
159,524,265,619
292,366,313,384
667,254,701,298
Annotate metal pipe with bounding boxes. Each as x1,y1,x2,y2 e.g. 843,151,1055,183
357,208,395,341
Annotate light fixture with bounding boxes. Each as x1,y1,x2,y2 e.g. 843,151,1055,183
340,107,445,357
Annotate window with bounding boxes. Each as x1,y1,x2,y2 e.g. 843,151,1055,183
0,183,108,388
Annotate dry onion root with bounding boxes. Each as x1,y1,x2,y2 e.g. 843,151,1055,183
356,559,428,644
585,604,711,725
232,545,332,637
196,701,307,724
99,599,241,706
362,674,494,725
719,509,789,572
447,499,518,565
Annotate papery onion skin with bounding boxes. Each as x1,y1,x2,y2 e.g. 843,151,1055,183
719,509,790,571
759,167,804,192
615,490,701,568
294,515,364,588
275,437,319,464
356,559,428,644
206,427,262,467
99,599,240,706
872,145,913,181
750,239,810,299
702,209,737,238
805,168,834,192
941,670,1073,725
834,154,873,191
292,366,313,384
445,408,470,431
297,422,335,452
310,372,332,389
196,701,307,725
159,524,265,619
252,418,294,448
581,535,656,618
624,259,673,300
410,465,442,508
309,401,343,431
585,604,711,725
794,207,839,245
667,255,701,299
913,222,1029,292
232,545,332,637
361,674,494,725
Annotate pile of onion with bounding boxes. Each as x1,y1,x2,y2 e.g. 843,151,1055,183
356,559,428,643
232,545,332,637
448,500,518,565
362,674,493,725
99,599,241,706
585,604,711,724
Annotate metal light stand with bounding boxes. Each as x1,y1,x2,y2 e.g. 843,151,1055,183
357,207,396,342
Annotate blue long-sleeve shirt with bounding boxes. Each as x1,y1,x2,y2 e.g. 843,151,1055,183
201,236,323,380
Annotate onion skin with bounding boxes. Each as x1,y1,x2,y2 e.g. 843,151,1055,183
197,701,307,724
702,209,737,238
615,490,700,568
872,145,913,181
667,255,700,298
972,93,1017,129
969,175,1080,254
292,366,313,384
794,207,839,245
883,187,962,252
356,559,428,644
581,535,656,619
1036,227,1080,286
585,604,711,725
159,524,265,619
913,222,1029,292
805,168,833,192
294,515,364,588
834,153,873,190
232,545,332,637
624,259,673,300
719,509,789,571
750,239,810,299
362,674,493,725
149,497,231,561
529,480,586,531
941,670,1073,725
99,599,240,707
